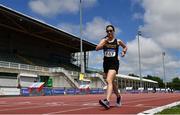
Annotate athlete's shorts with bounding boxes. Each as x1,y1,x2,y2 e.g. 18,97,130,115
103,59,119,74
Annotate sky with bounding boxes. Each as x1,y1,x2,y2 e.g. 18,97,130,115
0,0,180,82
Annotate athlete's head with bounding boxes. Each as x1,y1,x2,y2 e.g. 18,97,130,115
106,25,115,38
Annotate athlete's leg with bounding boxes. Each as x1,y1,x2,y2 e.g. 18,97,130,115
113,80,120,97
103,73,108,90
112,78,121,107
106,70,116,101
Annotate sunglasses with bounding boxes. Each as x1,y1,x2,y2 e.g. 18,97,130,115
106,30,113,33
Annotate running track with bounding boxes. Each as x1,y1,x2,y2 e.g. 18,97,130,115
0,93,179,114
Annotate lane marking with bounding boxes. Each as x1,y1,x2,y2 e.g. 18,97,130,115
47,106,95,114
83,102,99,106
17,101,31,104
137,101,180,115
0,101,7,105
0,105,51,112
136,104,144,107
45,102,64,106
122,105,156,108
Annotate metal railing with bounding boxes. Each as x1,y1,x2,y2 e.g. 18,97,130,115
0,61,105,88
0,61,49,72
0,61,101,76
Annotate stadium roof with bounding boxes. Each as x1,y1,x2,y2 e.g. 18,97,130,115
117,74,158,83
95,73,158,83
0,5,96,53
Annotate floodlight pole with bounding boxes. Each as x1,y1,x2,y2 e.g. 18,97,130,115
162,52,166,91
137,30,143,89
80,0,85,74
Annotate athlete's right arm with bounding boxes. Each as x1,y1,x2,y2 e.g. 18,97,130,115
96,39,107,51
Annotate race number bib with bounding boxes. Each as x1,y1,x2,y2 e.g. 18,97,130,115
104,49,116,57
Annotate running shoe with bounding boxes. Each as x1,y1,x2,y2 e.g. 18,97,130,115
99,99,110,109
116,96,122,107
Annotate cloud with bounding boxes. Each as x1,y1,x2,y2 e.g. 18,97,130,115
119,35,180,81
57,23,80,36
140,0,180,50
133,13,143,20
126,36,162,61
29,0,97,17
120,36,162,74
157,32,180,49
57,17,121,43
83,17,111,42
57,17,110,41
119,37,180,81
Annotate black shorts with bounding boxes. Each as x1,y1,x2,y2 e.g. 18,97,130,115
103,59,119,74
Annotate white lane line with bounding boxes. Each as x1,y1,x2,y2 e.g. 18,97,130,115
0,101,94,112
45,102,64,106
0,101,7,104
0,101,65,112
47,106,95,114
122,105,156,108
135,104,144,107
0,101,32,107
0,105,52,112
137,101,180,115
83,102,99,106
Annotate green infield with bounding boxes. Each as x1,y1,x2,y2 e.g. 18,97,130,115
156,104,180,114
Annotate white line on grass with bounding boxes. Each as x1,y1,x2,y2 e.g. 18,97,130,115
137,101,180,115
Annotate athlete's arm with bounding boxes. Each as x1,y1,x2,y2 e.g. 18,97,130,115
96,38,107,51
118,39,127,57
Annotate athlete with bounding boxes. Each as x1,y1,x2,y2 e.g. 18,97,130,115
96,25,127,109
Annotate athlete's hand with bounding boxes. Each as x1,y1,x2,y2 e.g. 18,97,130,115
121,51,125,57
105,37,111,42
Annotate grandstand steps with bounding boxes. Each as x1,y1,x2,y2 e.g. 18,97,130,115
61,70,79,88
50,67,79,88
54,73,79,88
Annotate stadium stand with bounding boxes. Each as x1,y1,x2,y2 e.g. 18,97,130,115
0,72,17,87
0,51,27,64
0,5,98,96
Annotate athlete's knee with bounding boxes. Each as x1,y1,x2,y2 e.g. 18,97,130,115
106,78,113,84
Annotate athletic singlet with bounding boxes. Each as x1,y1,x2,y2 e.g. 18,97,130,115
103,38,119,61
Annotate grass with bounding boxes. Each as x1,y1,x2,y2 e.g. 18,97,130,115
156,104,180,114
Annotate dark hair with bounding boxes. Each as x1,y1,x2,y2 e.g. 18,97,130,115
106,25,115,31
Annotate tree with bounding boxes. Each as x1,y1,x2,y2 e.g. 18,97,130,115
128,73,139,77
171,77,180,90
144,75,164,88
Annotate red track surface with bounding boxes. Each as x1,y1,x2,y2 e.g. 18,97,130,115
0,93,179,114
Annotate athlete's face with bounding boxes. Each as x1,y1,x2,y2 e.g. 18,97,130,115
106,27,114,38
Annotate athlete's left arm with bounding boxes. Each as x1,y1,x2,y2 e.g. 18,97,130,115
117,39,128,57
